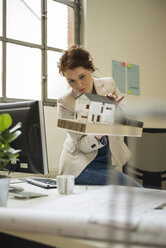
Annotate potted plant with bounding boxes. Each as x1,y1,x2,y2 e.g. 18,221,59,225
0,113,22,206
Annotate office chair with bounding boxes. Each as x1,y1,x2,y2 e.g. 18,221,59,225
123,128,166,190
123,165,166,189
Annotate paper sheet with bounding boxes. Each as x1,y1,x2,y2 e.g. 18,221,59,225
0,185,166,246
112,60,126,93
127,63,140,95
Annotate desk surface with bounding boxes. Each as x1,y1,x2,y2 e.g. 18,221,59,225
4,179,109,248
8,179,99,208
1,179,166,248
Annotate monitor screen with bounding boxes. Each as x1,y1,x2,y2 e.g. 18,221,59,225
0,101,48,174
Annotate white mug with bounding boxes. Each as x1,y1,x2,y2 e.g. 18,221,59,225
56,175,75,194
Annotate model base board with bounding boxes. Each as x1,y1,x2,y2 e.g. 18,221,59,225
57,118,143,137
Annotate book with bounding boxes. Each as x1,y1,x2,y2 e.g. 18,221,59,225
57,118,143,137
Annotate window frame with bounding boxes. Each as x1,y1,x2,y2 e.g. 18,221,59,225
0,0,80,106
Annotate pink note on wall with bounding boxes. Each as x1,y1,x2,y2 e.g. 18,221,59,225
122,62,126,67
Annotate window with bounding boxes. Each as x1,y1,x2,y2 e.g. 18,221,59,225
0,41,2,97
0,0,80,105
0,0,2,97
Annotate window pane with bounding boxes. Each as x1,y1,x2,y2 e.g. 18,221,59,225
47,51,69,99
6,43,41,99
7,0,41,44
47,1,74,49
0,0,2,36
67,4,75,48
0,41,2,97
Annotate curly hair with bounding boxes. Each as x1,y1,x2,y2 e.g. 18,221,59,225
58,46,96,75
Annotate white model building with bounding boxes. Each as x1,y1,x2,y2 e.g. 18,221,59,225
74,93,115,124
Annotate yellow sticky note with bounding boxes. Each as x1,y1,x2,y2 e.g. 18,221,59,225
127,64,131,68
127,89,131,94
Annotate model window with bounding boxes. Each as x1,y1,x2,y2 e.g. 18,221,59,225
97,115,101,122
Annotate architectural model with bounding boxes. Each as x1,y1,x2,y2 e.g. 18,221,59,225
74,93,115,125
57,93,143,137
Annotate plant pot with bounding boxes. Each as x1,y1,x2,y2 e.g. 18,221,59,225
0,175,10,207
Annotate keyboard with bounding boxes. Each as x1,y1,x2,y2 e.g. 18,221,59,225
26,178,57,189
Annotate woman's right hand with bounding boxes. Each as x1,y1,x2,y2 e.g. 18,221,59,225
95,135,104,140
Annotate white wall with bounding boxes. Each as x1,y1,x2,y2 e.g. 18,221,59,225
81,0,166,128
44,106,67,174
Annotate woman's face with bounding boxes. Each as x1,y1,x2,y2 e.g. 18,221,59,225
64,67,93,94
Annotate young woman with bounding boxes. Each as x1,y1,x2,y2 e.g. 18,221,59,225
57,46,141,187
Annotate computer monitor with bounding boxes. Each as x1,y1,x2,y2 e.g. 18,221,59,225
0,101,48,174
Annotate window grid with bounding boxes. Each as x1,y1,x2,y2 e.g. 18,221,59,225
0,0,80,106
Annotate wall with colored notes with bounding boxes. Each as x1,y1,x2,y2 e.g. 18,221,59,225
81,0,166,128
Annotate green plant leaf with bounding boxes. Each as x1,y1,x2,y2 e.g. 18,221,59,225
0,113,22,169
0,146,20,154
10,122,22,133
0,113,12,132
1,130,22,143
8,130,22,143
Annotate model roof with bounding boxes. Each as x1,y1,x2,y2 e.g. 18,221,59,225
76,93,115,104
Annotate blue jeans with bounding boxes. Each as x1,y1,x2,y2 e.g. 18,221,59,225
75,167,142,187
75,136,142,187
